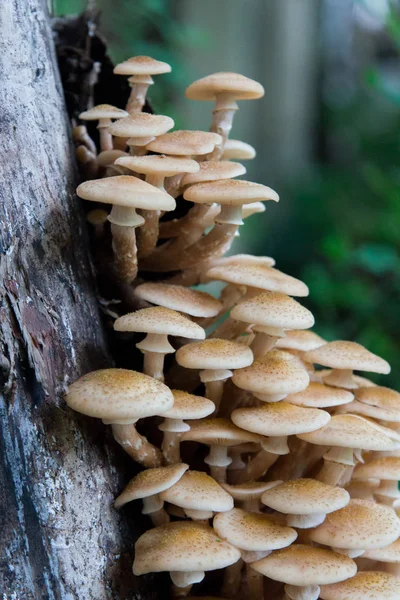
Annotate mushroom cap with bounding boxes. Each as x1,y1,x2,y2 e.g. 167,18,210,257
261,479,350,516
76,176,176,211
114,55,171,76
297,414,400,451
363,538,400,562
182,161,246,186
285,382,354,408
210,254,275,269
250,545,357,586
65,369,174,422
159,390,215,420
232,350,310,396
303,341,391,374
232,402,330,437
206,264,309,297
133,521,241,575
146,130,222,156
320,571,400,600
185,72,264,101
114,463,189,508
108,113,174,138
160,470,233,512
134,282,222,317
115,155,200,177
114,307,205,340
220,481,280,501
275,329,326,352
353,386,400,422
242,202,266,218
183,179,279,207
309,499,400,550
231,292,314,330
222,139,256,160
353,456,400,481
213,508,297,552
96,149,129,167
176,339,253,371
79,104,128,120
181,418,262,446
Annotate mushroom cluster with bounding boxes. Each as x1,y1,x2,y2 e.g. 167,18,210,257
68,57,400,599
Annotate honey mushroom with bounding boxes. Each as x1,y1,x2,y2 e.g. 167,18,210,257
362,539,400,576
347,385,400,424
225,443,261,484
108,112,174,156
79,104,129,151
86,208,109,239
319,571,400,600
352,456,400,507
75,145,98,179
96,149,129,177
222,138,256,161
221,480,281,512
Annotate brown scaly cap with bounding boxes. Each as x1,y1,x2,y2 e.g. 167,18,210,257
176,339,253,371
276,329,326,352
222,139,256,160
135,282,222,317
79,104,128,120
114,55,171,76
303,340,391,374
231,291,314,330
353,456,400,481
183,178,279,207
185,72,264,101
181,418,262,446
116,155,199,177
285,382,354,409
182,160,246,186
320,571,400,600
114,307,205,340
261,479,350,516
160,470,233,513
146,130,222,156
108,113,174,138
159,390,215,421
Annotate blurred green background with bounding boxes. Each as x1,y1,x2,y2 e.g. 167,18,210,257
54,0,400,389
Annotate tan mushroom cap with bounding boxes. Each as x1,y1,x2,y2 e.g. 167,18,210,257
176,339,253,371
242,202,266,218
185,72,264,102
79,104,128,120
114,56,171,76
285,382,354,409
183,179,279,207
160,470,233,513
114,307,205,339
297,414,400,451
261,479,350,516
231,292,314,330
213,508,297,552
181,161,246,186
77,176,176,211
133,521,241,576
352,386,400,422
220,481,280,501
363,538,400,562
97,149,129,167
146,130,222,156
114,463,189,508
210,254,275,269
115,155,199,177
108,113,174,138
232,351,310,397
232,402,330,437
65,369,173,422
276,329,326,352
304,341,391,374
320,571,400,600
159,390,215,420
222,139,256,160
181,418,262,446
251,545,356,586
206,264,309,297
134,282,222,317
309,499,400,550
353,456,400,481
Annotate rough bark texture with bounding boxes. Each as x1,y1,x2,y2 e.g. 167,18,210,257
0,1,163,598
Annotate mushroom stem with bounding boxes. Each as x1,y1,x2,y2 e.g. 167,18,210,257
111,423,164,467
210,316,248,340
240,449,279,482
110,223,138,283
284,584,320,600
142,351,166,382
245,562,264,600
222,558,243,598
75,146,99,179
323,368,356,389
250,332,279,359
204,379,225,412
137,210,161,259
206,95,238,160
98,119,113,151
72,124,97,155
162,431,182,464
286,512,326,529
315,460,350,486
126,76,153,113
205,445,231,483
142,495,170,526
170,570,204,590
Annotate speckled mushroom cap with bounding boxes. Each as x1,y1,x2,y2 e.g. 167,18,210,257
115,155,200,177
210,254,275,268
158,390,215,420
108,113,174,138
181,161,246,186
242,202,266,218
315,370,378,388
231,292,314,330
261,479,350,516
205,264,309,297
134,282,222,317
65,369,173,423
114,463,189,508
76,176,176,211
309,499,400,550
175,339,253,371
114,307,205,339
133,521,241,576
213,508,297,552
145,131,222,156
185,72,264,101
231,402,330,437
303,341,391,374
285,382,354,408
276,329,326,352
251,545,356,586
222,139,256,160
79,104,128,120
183,179,279,207
96,149,129,167
320,571,400,600
114,56,171,76
220,481,280,501
297,414,400,451
363,538,400,562
232,351,310,397
353,456,400,481
351,386,400,421
180,418,262,447
160,470,233,513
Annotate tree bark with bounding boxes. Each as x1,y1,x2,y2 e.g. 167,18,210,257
0,1,161,598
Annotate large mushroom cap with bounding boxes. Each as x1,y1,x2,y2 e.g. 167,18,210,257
213,508,297,552
134,282,222,317
160,470,233,513
114,307,205,340
146,130,222,156
363,538,400,562
65,369,173,422
182,160,246,186
181,418,262,446
183,179,279,207
320,571,400,600
114,55,171,76
79,104,129,120
304,341,391,374
133,521,241,575
108,113,174,138
159,390,215,420
115,155,199,177
250,545,356,586
176,339,253,371
351,386,400,421
285,382,354,408
261,479,350,516
353,456,400,481
185,72,264,101
231,292,314,330
222,139,256,160
76,176,176,211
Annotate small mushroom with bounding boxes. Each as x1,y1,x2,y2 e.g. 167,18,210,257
86,208,109,239
285,382,354,410
319,571,400,600
221,480,281,512
134,282,222,318
181,160,246,187
72,124,97,155
108,112,174,155
349,386,400,423
222,139,256,161
352,456,400,506
79,104,128,151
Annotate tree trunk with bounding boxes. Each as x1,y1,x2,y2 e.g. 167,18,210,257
0,1,161,598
